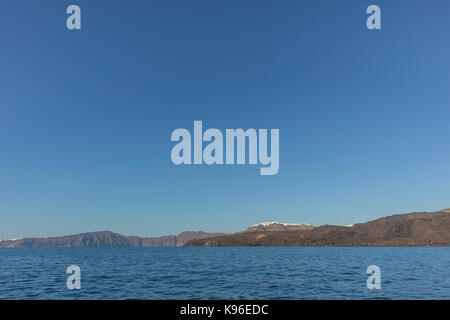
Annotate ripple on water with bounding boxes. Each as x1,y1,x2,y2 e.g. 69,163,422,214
0,247,448,299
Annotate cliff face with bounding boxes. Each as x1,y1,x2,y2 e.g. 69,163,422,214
175,231,225,246
0,231,221,248
185,210,450,247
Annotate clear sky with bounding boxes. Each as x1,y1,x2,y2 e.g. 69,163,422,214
1,0,450,238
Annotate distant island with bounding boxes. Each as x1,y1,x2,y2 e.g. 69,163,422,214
1,209,449,248
0,231,224,248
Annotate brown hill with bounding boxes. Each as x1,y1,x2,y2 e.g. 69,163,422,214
184,209,450,246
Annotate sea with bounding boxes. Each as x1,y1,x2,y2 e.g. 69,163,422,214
0,247,448,299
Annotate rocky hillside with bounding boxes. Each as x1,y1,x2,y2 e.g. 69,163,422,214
185,209,450,246
0,231,223,248
2,209,449,248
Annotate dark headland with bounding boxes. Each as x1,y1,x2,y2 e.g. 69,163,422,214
1,209,449,247
185,209,450,247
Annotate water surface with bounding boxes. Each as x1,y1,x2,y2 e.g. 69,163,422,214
0,247,448,299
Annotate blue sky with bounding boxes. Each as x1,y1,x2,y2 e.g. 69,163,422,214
1,0,450,238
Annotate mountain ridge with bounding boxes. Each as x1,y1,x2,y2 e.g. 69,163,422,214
1,209,449,247
185,209,450,247
0,230,224,248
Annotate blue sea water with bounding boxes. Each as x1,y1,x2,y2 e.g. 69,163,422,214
0,247,448,300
